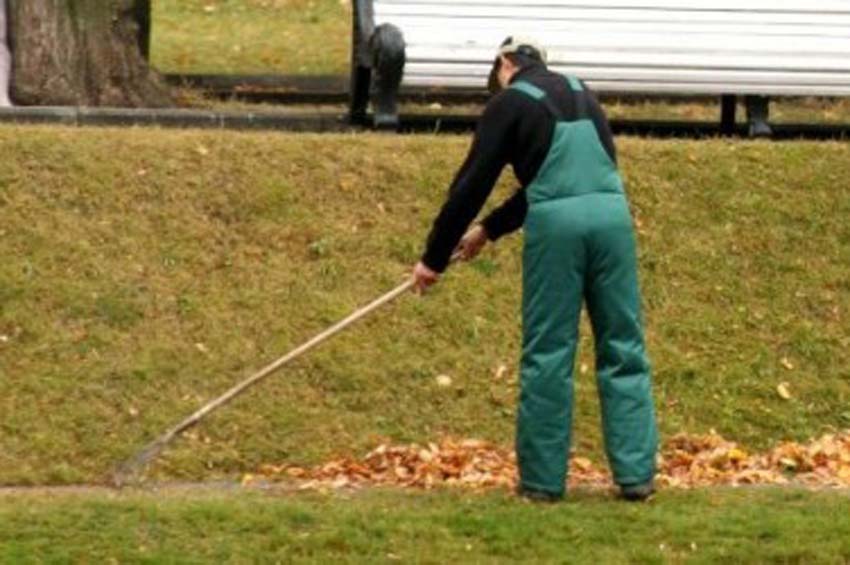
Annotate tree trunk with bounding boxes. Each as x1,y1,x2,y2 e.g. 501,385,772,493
8,0,170,107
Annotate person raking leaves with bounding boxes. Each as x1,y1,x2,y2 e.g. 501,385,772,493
411,36,659,502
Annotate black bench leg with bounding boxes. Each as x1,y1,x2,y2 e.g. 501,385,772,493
369,23,405,130
746,95,772,138
349,64,372,126
720,95,737,136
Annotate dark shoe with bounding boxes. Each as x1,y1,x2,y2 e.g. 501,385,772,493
619,480,655,502
516,486,563,503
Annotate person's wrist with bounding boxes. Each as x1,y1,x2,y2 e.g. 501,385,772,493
420,254,445,274
478,221,495,241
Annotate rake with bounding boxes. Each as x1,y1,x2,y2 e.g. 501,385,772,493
112,274,422,487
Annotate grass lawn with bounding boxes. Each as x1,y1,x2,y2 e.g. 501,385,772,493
2,123,849,562
6,5,850,559
151,0,351,75
1,125,849,487
1,487,849,563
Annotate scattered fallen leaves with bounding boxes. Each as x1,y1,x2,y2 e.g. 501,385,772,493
251,430,850,492
494,364,508,380
777,382,793,400
435,375,453,388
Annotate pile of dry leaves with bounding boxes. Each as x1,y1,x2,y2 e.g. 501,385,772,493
247,430,850,491
659,430,850,488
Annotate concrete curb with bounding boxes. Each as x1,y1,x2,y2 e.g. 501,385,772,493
164,73,489,105
1,106,848,139
165,73,350,93
0,106,352,132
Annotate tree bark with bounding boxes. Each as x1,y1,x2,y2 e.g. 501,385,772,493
8,0,170,107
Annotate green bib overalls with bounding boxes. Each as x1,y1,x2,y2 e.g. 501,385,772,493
512,77,658,496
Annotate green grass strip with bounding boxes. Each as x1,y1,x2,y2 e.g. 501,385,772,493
0,488,849,563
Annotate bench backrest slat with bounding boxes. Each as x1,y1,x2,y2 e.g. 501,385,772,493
372,0,850,95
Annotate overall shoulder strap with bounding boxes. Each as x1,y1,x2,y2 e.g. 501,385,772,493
509,80,565,121
564,75,589,119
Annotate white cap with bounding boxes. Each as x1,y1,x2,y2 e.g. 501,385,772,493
497,36,548,64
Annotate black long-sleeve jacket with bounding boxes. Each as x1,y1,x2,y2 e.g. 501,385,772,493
421,64,618,273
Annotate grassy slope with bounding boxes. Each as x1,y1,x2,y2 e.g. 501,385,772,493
1,126,849,486
1,488,849,563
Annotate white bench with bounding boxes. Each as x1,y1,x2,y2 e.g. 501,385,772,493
0,0,11,107
350,0,850,132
